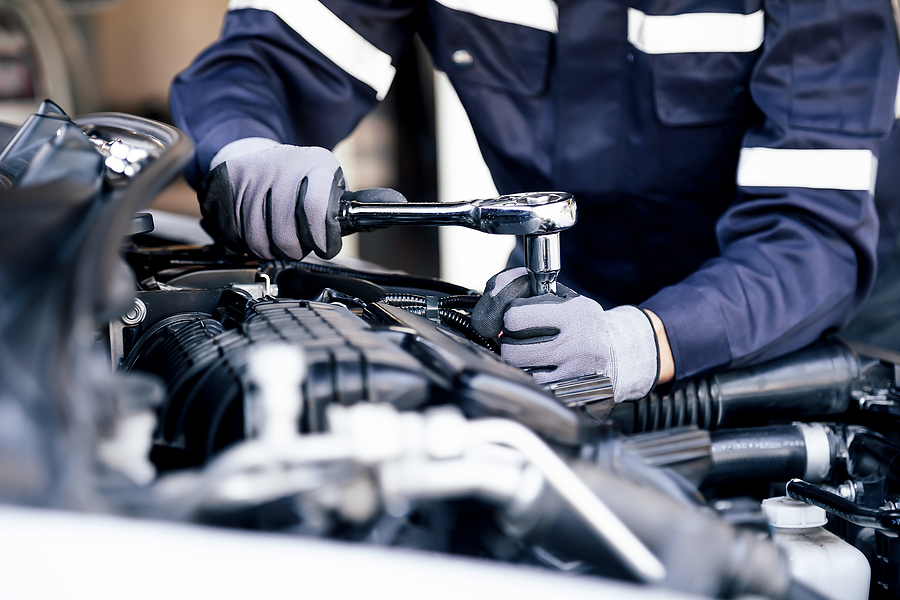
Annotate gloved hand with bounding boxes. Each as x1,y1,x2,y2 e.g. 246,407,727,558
199,138,406,260
472,267,660,402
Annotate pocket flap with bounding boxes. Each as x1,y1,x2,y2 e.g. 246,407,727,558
427,6,553,97
652,52,756,126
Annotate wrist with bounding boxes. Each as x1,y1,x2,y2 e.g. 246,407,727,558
642,309,674,384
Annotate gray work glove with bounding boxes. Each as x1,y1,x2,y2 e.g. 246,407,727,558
472,267,660,402
199,138,405,260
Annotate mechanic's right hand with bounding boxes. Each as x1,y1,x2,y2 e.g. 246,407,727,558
199,138,405,260
472,267,660,402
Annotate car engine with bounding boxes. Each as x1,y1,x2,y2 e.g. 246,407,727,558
4,102,900,600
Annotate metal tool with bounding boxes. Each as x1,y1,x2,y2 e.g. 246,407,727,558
338,191,577,295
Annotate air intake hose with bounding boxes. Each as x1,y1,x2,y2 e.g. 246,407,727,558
609,341,859,433
703,423,836,487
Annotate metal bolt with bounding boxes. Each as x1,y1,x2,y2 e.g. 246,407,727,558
837,480,857,502
122,298,147,326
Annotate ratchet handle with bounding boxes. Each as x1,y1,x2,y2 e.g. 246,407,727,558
338,195,474,236
337,191,577,237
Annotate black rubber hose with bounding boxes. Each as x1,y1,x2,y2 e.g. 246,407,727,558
786,479,900,532
438,308,499,352
381,293,426,306
703,425,810,487
438,295,480,309
381,293,481,310
608,340,858,433
608,379,719,433
281,261,476,296
379,293,497,352
400,305,499,353
275,267,388,303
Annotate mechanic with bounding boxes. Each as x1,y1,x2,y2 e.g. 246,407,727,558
169,0,900,403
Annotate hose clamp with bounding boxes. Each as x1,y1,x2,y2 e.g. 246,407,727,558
794,422,833,482
425,295,440,322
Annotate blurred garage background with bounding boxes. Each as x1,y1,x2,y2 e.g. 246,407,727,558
0,0,513,290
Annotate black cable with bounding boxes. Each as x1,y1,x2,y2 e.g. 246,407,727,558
437,295,480,309
381,293,426,306
379,293,497,352
282,261,476,296
437,308,498,352
398,305,499,353
381,293,481,309
786,479,900,531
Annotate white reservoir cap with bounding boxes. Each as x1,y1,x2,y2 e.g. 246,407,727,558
762,496,827,528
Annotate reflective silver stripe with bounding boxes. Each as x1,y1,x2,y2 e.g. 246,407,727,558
627,8,764,54
435,0,558,34
737,147,878,193
229,0,396,100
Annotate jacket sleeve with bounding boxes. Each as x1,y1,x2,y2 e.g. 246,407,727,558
642,0,900,381
169,0,419,186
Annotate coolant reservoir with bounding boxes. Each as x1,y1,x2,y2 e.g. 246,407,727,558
761,496,870,600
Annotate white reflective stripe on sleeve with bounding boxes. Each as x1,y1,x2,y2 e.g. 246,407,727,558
737,148,879,193
435,0,558,33
228,0,396,100
627,8,764,54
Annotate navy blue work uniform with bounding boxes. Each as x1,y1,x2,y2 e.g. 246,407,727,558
170,0,900,383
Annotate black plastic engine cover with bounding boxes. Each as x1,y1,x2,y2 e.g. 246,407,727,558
127,298,429,470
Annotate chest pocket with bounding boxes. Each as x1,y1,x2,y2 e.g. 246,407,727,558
424,3,554,97
651,53,757,126
629,3,762,126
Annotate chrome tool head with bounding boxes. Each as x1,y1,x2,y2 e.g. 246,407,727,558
469,192,577,235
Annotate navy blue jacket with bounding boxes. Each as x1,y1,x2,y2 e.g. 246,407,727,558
170,0,900,382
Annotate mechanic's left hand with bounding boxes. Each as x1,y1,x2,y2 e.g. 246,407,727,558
472,267,660,402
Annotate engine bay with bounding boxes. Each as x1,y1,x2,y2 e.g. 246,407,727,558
4,102,900,600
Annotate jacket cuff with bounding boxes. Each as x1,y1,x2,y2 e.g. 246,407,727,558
642,285,732,382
